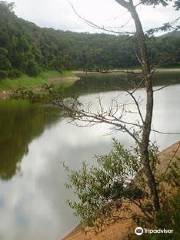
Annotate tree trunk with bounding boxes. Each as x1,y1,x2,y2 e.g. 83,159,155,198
129,2,160,211
115,0,160,211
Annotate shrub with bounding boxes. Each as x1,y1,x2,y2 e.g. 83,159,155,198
65,140,143,226
144,193,180,240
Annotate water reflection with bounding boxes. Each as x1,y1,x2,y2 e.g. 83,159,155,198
0,85,180,240
0,118,112,240
0,100,60,180
64,70,180,96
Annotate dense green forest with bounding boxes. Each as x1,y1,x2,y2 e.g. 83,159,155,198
0,1,180,80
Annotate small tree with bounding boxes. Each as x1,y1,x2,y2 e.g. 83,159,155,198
65,140,144,226
56,0,180,214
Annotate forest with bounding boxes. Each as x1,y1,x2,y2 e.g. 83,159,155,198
0,1,180,80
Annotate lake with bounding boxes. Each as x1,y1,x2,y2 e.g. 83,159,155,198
0,83,180,240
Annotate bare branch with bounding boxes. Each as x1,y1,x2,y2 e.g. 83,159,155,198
115,0,131,9
125,90,144,124
151,129,180,135
54,98,141,145
68,0,134,35
135,1,143,8
153,85,170,92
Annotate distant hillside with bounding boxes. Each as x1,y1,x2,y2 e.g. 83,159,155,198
0,1,180,79
161,31,180,38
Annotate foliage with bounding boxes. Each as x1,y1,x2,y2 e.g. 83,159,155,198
8,69,22,79
144,192,180,240
65,137,180,229
25,60,40,77
174,0,180,10
0,70,8,79
142,0,171,7
65,140,144,226
0,1,180,79
0,47,12,72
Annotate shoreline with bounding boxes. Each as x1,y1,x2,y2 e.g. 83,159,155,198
0,68,180,99
0,71,79,100
0,68,180,101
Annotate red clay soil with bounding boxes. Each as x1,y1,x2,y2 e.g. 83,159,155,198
63,141,180,240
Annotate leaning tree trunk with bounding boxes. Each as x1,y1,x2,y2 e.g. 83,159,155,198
116,0,160,211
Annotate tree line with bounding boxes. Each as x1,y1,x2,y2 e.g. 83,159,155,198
0,1,180,80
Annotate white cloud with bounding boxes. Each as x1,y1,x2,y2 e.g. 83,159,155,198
6,0,179,33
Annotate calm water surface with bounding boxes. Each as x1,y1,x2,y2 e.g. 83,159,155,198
0,84,180,240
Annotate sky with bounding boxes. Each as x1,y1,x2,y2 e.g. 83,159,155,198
6,0,180,34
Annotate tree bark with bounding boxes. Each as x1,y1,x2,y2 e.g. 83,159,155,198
116,0,160,211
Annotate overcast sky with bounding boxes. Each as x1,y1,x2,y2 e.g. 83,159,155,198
6,0,179,33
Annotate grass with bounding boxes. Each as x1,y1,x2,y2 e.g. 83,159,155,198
0,70,75,91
